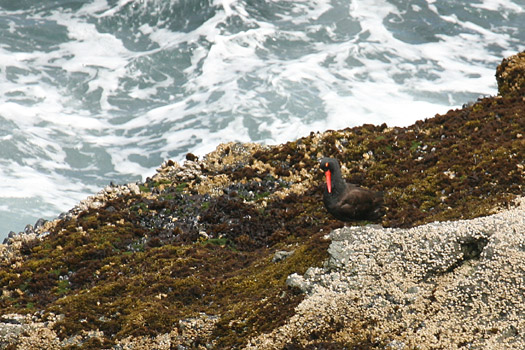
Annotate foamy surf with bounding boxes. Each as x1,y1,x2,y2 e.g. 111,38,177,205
0,0,523,237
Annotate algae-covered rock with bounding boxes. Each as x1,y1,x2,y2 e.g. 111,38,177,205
0,52,523,349
262,197,525,349
496,51,525,97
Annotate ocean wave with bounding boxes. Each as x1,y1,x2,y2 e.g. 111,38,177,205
0,0,523,236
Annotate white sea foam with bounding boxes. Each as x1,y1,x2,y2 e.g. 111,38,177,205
471,0,525,13
0,0,523,236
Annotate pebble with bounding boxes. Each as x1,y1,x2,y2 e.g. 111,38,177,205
272,250,295,263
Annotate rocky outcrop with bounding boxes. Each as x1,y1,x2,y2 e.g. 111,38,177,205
256,196,525,349
0,53,523,349
496,51,525,97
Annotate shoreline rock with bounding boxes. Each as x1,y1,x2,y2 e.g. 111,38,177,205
269,197,525,349
0,51,523,349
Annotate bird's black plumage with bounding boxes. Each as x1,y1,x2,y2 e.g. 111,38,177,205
320,158,384,221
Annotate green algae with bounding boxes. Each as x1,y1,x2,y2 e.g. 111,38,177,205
45,232,330,346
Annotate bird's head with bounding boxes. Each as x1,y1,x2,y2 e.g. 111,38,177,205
319,158,339,194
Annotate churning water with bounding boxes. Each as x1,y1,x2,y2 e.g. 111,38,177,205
0,0,524,237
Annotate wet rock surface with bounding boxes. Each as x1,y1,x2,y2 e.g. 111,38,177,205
0,53,523,349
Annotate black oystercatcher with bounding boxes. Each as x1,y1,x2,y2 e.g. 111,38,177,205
320,158,384,221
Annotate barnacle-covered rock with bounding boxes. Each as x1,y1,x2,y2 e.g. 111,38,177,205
272,197,525,349
496,51,525,97
0,52,523,349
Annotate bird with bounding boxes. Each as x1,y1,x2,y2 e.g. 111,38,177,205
319,157,384,221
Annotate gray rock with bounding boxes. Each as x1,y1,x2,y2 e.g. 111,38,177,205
272,250,294,263
248,197,525,349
